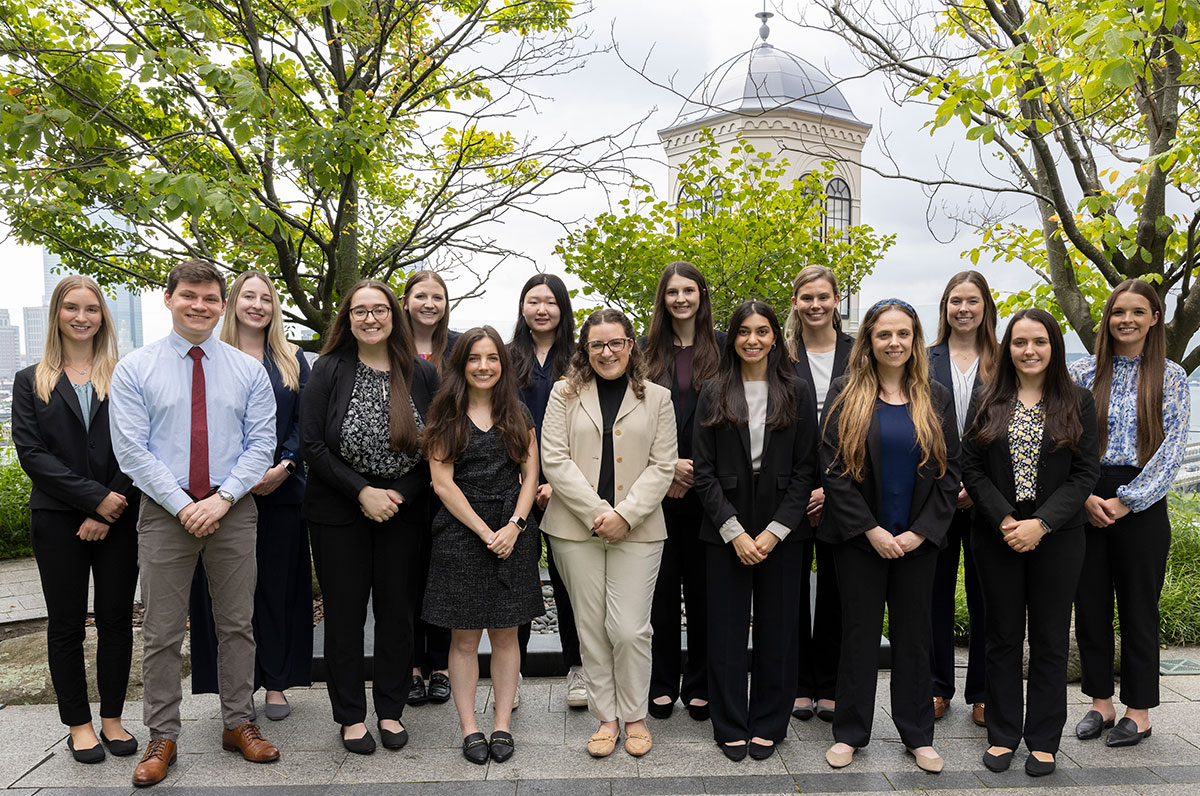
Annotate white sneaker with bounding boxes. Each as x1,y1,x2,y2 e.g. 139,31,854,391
566,667,588,708
512,673,522,711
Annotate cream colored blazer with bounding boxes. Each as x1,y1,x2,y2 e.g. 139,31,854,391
540,378,677,542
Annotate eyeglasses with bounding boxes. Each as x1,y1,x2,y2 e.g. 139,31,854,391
350,306,391,322
587,337,631,354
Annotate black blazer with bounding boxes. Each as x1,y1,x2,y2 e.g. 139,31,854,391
638,330,727,460
817,376,961,550
961,386,1100,535
11,366,137,522
299,348,438,524
692,378,818,545
791,329,854,411
255,348,311,507
927,341,984,432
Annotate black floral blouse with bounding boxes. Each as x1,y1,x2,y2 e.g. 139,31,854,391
340,361,423,478
1008,399,1045,502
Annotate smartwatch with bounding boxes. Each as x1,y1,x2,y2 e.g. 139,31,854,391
281,458,297,475
509,515,527,532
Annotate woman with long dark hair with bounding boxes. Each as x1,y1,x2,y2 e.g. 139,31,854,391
12,275,140,763
962,309,1098,776
1069,279,1189,748
785,264,853,722
641,261,722,722
927,270,998,726
300,279,439,754
693,301,816,761
820,299,959,773
508,273,584,708
422,327,542,764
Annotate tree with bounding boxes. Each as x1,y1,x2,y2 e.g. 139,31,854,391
801,0,1200,367
0,0,634,340
555,129,894,328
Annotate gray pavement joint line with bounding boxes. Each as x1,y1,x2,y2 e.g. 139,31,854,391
2,752,52,790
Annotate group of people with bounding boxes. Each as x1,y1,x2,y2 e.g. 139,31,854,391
10,257,1186,785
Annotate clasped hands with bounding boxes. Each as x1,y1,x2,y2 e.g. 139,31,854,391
358,485,405,522
79,491,128,541
593,509,631,541
482,522,520,560
865,527,925,559
732,528,780,565
1084,494,1130,528
999,514,1045,553
178,493,231,537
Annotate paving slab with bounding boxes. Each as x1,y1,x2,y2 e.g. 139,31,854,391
333,745,491,784
610,775,704,795
0,750,51,789
699,774,798,794
1066,765,1168,785
515,777,613,796
788,771,892,792
1060,733,1200,768
634,742,787,779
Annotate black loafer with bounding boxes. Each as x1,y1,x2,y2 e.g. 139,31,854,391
816,705,835,723
489,730,515,762
721,742,748,761
686,702,710,721
427,672,452,704
1025,754,1056,776
66,736,105,764
407,674,428,706
1075,710,1115,740
1105,717,1152,747
648,699,674,719
378,721,408,750
792,703,815,721
748,741,775,760
462,732,489,765
341,727,376,755
983,749,1013,772
99,730,138,757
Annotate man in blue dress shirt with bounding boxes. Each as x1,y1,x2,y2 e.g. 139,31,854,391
110,260,280,786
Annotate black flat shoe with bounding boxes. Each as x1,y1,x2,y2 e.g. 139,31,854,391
1075,710,1115,740
66,736,105,764
982,749,1013,772
748,741,775,760
686,702,710,721
721,742,748,762
816,705,835,723
1025,754,1056,776
378,721,408,750
99,730,138,757
489,730,514,762
407,674,428,706
648,699,674,719
427,672,452,704
341,727,376,755
1105,717,1152,747
792,703,815,721
462,732,489,765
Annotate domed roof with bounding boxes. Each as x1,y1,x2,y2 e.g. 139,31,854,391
664,17,866,132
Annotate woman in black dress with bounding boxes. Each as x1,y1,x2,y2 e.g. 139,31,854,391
422,326,542,764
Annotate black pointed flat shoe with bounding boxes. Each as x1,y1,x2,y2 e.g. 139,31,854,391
1074,710,1115,740
1025,754,1056,776
816,705,835,723
462,731,489,765
748,741,775,760
648,699,674,719
99,730,138,757
66,736,105,764
792,703,815,721
721,741,748,762
341,727,376,755
489,730,514,762
982,749,1013,772
686,701,710,721
378,721,408,750
1105,717,1151,747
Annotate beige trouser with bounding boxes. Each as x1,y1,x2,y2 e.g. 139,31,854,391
548,535,664,723
138,495,258,740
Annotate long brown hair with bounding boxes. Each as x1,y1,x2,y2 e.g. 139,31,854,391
562,309,647,399
968,308,1083,451
826,299,948,481
934,270,999,384
423,326,532,464
785,265,842,362
510,273,575,389
702,301,798,429
35,275,119,402
644,261,720,391
401,269,451,374
1092,279,1166,464
320,279,419,454
221,271,300,391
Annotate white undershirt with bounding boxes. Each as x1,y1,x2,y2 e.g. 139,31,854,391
745,380,768,473
951,357,979,437
807,349,836,414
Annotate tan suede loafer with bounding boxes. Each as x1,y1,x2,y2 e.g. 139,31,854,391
624,728,652,757
587,730,618,758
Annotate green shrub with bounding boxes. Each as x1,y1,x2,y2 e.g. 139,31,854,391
0,449,32,559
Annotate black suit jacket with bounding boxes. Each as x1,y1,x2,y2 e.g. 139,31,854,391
960,386,1100,535
692,378,818,545
11,366,137,521
299,348,438,524
927,341,983,433
255,347,311,507
817,376,961,550
638,330,727,460
791,329,854,411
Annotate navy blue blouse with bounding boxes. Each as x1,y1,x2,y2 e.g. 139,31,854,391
877,400,919,536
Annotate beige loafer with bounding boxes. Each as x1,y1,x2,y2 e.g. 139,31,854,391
624,728,652,757
587,730,618,758
907,746,944,773
825,744,854,768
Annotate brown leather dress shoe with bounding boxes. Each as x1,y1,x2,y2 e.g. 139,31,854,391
932,696,948,720
221,722,280,763
132,738,177,787
972,702,986,727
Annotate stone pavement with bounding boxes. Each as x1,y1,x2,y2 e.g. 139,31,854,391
2,666,1200,796
0,558,44,623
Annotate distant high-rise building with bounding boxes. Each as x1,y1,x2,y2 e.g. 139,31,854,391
43,248,144,356
0,309,20,380
23,306,48,363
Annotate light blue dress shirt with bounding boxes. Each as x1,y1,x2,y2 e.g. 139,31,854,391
109,330,276,516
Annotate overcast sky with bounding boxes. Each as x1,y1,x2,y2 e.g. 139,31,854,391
0,0,1068,352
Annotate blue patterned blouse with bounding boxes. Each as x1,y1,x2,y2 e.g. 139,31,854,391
1069,354,1189,513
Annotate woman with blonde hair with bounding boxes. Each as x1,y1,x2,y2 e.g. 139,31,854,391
12,275,141,762
188,271,312,719
819,299,960,773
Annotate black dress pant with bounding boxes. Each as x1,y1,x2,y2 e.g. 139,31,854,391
412,517,449,673
706,541,803,744
930,507,986,703
833,540,937,749
310,507,422,725
517,528,581,671
30,508,139,726
1076,466,1171,709
649,492,708,705
796,537,840,701
973,507,1084,753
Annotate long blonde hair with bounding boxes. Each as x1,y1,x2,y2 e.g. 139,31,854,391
35,276,119,403
826,299,947,481
220,271,300,391
785,265,842,361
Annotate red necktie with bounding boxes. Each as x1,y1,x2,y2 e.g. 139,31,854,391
188,346,210,498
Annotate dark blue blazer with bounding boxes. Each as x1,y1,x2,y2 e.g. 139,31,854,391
255,347,311,506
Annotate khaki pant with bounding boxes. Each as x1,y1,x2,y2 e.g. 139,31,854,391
548,536,663,723
138,495,258,740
